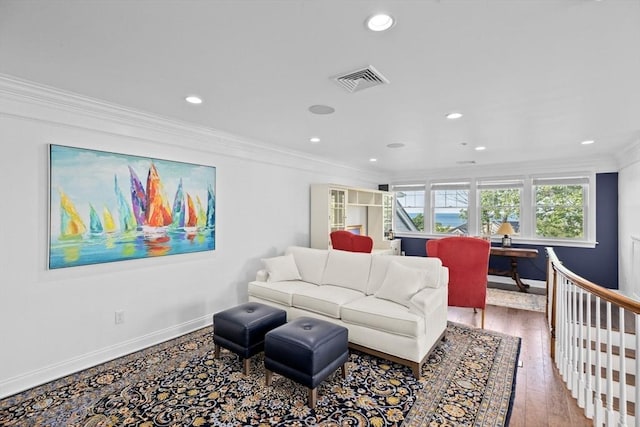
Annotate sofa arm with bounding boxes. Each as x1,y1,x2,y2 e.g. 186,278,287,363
255,269,269,282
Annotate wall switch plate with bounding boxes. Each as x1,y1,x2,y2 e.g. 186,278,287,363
115,310,125,324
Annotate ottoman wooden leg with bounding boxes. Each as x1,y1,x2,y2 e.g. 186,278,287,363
265,369,273,386
214,343,220,358
308,387,317,409
341,364,347,379
243,358,250,375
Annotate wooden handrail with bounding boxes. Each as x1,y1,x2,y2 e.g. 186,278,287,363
547,247,640,425
547,247,640,314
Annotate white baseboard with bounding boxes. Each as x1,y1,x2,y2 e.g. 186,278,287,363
488,274,546,290
0,315,212,399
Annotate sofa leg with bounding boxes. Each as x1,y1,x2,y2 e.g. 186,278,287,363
411,362,422,379
341,363,347,379
265,369,272,386
242,358,250,375
214,343,220,358
308,387,317,408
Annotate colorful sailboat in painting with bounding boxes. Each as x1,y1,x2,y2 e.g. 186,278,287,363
143,163,172,238
128,166,146,228
206,184,215,230
88,204,103,235
103,206,117,233
171,179,186,229
58,189,87,240
196,195,207,229
114,175,137,232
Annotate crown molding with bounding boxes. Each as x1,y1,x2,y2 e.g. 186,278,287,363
0,73,388,184
616,138,640,171
389,154,619,182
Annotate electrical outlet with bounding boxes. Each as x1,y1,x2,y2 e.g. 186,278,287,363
115,310,125,325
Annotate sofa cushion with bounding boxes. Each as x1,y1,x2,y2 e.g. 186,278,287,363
292,285,364,319
261,254,302,282
374,261,424,307
248,280,318,307
285,246,329,285
366,255,394,295
341,296,424,338
400,257,443,289
321,249,372,293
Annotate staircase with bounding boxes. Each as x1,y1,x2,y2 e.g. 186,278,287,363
547,248,640,426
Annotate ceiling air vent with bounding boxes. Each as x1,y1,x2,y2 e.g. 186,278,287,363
332,65,389,93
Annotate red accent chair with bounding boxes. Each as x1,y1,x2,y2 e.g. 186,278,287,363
426,236,491,328
330,230,374,253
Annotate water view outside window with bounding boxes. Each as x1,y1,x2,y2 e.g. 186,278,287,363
395,189,425,232
535,184,585,239
432,188,468,234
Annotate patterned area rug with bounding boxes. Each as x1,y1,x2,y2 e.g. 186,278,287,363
487,287,546,313
0,322,520,426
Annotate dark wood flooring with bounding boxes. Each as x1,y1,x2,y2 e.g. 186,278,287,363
448,304,592,426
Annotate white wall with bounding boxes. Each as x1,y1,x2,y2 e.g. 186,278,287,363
618,144,640,297
0,77,386,397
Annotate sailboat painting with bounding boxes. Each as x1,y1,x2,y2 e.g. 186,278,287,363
49,144,216,269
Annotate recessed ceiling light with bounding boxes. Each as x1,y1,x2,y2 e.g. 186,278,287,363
446,112,463,120
185,95,203,104
369,158,378,162
581,140,595,145
475,146,486,151
308,105,335,115
309,137,321,143
386,142,405,149
366,13,395,32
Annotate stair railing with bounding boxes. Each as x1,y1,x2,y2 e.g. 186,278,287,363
547,247,640,426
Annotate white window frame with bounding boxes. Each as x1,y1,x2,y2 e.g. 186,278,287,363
476,177,524,236
391,172,596,248
430,180,471,235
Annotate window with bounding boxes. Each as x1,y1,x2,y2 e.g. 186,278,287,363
391,173,594,245
477,179,523,236
431,181,469,235
533,177,588,239
394,185,425,232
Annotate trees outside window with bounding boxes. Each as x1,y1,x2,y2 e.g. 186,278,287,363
477,179,523,236
535,183,585,239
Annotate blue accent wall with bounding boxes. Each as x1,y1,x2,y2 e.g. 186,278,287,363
400,172,619,289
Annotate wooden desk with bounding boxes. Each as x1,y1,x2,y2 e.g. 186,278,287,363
489,247,539,292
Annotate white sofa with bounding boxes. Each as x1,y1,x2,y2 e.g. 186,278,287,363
248,246,449,378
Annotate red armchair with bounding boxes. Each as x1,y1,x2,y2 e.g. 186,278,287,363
330,230,374,253
426,236,491,328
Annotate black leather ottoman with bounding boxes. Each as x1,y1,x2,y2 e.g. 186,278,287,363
264,317,349,408
213,302,286,375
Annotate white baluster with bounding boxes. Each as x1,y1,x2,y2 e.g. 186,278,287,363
594,295,604,425
559,276,569,378
585,291,594,418
606,301,616,425
618,306,627,427
635,314,639,427
578,287,586,408
572,283,580,397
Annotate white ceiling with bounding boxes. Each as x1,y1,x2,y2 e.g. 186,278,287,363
1,0,639,176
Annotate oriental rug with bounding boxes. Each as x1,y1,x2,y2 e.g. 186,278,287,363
487,287,546,313
0,322,520,426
